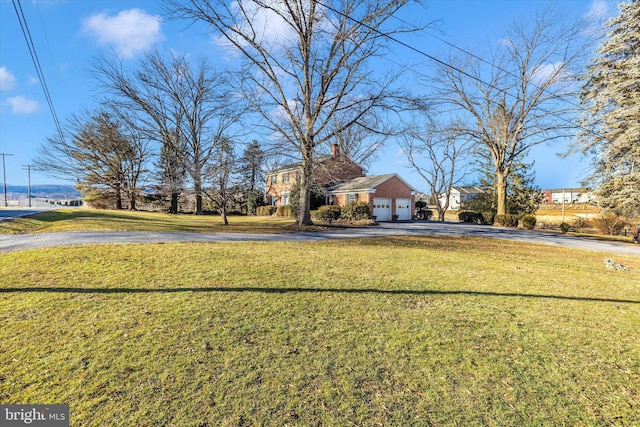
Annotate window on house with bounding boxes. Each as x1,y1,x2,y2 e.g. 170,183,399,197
347,193,358,203
296,171,301,181
283,172,290,183
270,174,277,184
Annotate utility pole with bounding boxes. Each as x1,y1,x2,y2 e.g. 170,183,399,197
22,164,32,208
1,153,13,207
561,188,565,224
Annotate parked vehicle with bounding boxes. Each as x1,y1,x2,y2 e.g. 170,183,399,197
634,226,640,244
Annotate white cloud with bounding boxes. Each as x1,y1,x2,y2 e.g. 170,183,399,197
0,66,17,91
6,96,40,114
497,37,514,48
82,9,163,58
583,0,609,21
217,1,330,53
215,1,294,51
530,62,570,84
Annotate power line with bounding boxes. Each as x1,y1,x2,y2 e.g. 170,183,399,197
390,13,588,113
11,0,65,144
317,1,592,136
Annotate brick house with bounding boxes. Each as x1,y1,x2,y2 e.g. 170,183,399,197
265,145,417,220
265,144,365,206
327,174,417,221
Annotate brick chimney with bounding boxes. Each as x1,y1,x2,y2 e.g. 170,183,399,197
331,143,339,158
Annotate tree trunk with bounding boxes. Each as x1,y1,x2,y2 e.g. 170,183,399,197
220,202,229,225
115,186,123,210
296,156,313,226
194,178,203,215
128,192,136,210
496,171,508,215
169,192,179,214
438,209,446,222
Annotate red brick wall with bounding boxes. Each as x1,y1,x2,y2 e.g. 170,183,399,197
332,176,415,219
368,176,415,218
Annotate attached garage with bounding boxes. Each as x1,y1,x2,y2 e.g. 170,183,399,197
327,174,416,222
395,198,412,220
373,198,392,221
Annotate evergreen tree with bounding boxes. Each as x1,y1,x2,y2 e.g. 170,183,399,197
237,140,266,215
238,140,265,192
466,150,541,216
578,1,640,217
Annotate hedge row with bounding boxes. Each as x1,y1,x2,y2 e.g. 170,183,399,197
256,205,292,217
494,214,519,227
458,211,540,229
311,202,372,223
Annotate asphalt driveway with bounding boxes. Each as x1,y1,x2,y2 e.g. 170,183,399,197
0,221,638,256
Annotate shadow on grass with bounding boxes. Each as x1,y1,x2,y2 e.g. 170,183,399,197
1,286,638,304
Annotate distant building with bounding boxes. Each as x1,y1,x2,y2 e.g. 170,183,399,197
438,186,485,210
541,188,595,204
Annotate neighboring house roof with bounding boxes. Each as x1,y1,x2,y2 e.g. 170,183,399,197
328,173,416,193
269,154,366,175
449,186,485,195
541,188,591,193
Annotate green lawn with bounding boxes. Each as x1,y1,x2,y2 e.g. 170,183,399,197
1,236,638,426
0,209,297,234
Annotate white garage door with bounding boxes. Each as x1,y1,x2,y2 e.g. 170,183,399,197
373,198,391,221
395,198,411,220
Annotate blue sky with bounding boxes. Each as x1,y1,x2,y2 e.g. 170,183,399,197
0,0,616,192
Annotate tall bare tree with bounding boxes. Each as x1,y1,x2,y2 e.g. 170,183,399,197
400,116,472,221
168,0,417,225
430,10,588,215
326,111,388,167
156,129,188,214
92,50,245,214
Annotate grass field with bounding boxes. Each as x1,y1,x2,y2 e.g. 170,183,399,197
1,234,639,426
0,209,296,234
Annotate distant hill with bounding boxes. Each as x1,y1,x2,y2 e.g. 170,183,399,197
6,184,81,199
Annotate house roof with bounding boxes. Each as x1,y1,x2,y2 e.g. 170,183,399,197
269,154,366,174
450,186,485,195
328,173,416,193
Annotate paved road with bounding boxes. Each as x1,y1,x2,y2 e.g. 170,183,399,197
0,208,53,220
1,221,639,256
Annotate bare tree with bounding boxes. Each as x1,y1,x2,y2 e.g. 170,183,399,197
203,138,237,225
34,108,149,209
156,129,188,214
92,50,245,214
168,0,418,225
400,116,472,221
326,112,388,167
430,10,588,215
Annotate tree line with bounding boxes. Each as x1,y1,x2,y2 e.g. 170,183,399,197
35,0,639,223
